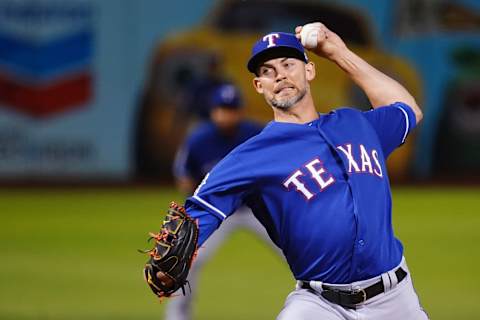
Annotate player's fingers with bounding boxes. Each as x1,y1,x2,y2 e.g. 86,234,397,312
308,22,325,31
317,29,327,42
322,25,331,35
295,26,302,39
318,24,333,42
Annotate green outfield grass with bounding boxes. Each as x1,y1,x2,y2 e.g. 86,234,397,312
0,186,478,319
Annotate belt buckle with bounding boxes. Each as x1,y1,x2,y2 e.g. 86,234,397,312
353,288,367,304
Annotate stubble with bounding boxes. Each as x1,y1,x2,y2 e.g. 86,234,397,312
269,87,307,110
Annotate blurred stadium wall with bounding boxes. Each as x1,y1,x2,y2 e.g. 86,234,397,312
0,0,478,184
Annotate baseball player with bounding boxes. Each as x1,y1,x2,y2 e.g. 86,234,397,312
144,22,428,319
167,82,280,320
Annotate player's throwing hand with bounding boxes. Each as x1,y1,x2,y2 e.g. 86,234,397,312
295,22,347,60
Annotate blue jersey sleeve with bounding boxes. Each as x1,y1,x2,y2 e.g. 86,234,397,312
185,202,221,246
362,102,417,157
185,151,255,221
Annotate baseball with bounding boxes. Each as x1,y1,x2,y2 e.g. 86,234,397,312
300,25,319,49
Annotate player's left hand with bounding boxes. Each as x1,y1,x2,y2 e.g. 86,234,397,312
295,22,348,61
141,202,199,300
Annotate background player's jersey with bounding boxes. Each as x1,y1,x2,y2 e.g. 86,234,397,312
173,120,263,183
186,102,417,284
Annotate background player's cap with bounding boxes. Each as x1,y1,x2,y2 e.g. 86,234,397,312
247,32,308,74
209,83,243,110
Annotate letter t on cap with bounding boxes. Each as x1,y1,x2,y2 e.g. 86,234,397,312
263,33,280,48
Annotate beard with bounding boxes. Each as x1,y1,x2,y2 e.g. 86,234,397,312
269,86,307,110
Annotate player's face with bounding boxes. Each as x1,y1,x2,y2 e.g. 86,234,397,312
253,57,315,110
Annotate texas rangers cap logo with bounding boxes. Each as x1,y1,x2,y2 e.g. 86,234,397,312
263,33,280,48
247,32,308,73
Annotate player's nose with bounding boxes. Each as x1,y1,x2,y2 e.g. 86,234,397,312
275,70,287,82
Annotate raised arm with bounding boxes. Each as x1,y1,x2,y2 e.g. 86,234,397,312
295,23,423,124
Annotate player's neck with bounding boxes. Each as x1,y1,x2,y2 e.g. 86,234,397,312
272,94,318,124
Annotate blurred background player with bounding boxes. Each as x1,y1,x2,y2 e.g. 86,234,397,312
173,82,259,194
167,82,280,320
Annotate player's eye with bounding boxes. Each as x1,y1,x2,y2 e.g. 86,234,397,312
260,67,274,76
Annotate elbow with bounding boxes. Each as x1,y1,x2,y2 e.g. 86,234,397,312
413,104,423,125
404,98,423,125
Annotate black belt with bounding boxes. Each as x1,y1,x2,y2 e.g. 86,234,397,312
301,267,407,309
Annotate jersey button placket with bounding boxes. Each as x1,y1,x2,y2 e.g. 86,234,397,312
317,122,363,277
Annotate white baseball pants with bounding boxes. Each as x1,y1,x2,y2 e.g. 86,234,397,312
277,257,429,320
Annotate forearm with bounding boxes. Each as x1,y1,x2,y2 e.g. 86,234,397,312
297,22,422,123
332,49,423,123
185,201,221,246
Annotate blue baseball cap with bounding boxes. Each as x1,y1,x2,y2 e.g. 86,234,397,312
247,32,308,74
209,83,243,110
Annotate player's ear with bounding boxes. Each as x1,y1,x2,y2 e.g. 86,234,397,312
305,61,316,81
253,77,264,94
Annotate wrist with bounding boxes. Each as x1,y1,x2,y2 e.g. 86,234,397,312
328,46,353,64
331,48,368,78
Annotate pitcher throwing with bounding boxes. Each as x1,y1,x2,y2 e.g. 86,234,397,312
143,22,428,320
